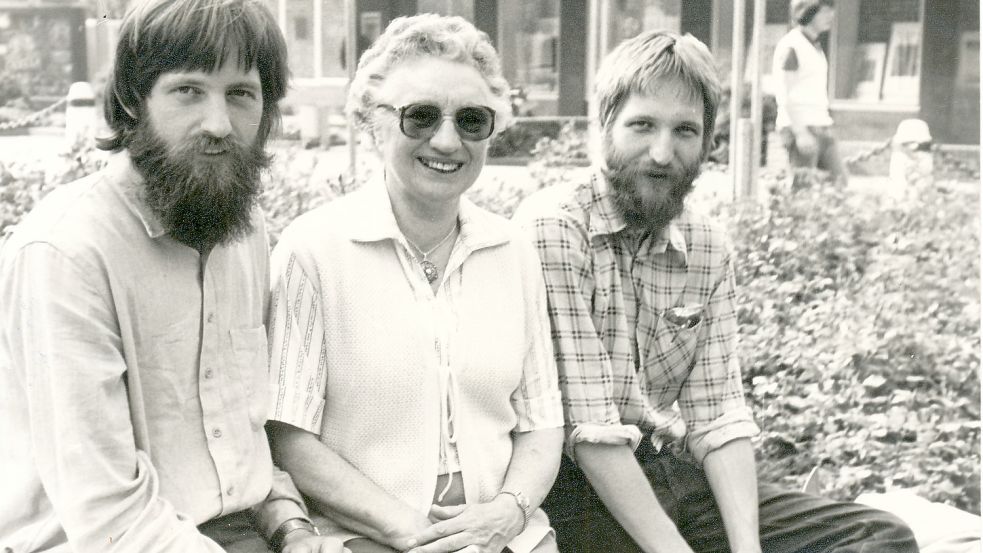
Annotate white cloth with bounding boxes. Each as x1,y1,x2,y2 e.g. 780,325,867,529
855,490,981,553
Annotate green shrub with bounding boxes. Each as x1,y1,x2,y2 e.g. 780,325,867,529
488,117,589,160
0,139,107,235
260,145,359,246
715,175,980,513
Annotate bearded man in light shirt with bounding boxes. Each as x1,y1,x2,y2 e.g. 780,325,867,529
0,0,344,552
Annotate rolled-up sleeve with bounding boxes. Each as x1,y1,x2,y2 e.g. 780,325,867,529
517,213,639,456
678,251,759,464
267,246,328,435
6,243,223,552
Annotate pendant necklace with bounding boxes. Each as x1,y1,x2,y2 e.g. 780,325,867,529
405,221,458,284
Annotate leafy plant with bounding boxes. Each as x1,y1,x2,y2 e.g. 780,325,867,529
715,173,980,513
0,138,107,235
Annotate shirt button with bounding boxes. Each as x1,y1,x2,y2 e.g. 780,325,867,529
207,312,215,323
226,486,235,496
204,368,214,379
212,428,222,438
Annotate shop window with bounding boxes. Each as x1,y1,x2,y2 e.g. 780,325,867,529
606,0,682,46
832,0,923,105
417,0,474,20
498,0,559,115
266,0,346,79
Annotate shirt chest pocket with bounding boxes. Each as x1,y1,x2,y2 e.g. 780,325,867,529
230,326,270,428
639,313,704,396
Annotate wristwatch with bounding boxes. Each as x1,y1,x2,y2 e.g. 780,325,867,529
270,517,318,553
498,490,531,532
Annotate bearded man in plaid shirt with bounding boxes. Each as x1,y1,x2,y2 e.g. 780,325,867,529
514,30,917,553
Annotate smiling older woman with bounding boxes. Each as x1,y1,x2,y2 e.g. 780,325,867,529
265,14,564,553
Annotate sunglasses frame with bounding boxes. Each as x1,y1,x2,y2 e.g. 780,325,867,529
376,103,496,142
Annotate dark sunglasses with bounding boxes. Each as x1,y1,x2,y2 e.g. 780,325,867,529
376,103,496,141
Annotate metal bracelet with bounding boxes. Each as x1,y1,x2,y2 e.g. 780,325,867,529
497,490,530,533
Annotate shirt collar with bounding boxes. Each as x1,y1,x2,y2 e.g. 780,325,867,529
107,152,168,239
588,168,688,262
348,176,510,253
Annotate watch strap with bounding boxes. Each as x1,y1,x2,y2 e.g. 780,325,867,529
497,490,530,533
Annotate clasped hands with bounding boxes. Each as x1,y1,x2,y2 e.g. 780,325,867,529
394,494,525,553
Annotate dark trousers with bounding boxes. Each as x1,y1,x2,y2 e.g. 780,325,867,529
542,440,918,553
199,510,272,553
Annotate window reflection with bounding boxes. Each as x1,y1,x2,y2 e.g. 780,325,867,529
832,0,923,105
499,0,559,114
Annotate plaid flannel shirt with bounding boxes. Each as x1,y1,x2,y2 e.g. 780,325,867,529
514,171,759,463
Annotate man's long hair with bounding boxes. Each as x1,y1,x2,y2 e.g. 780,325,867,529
98,0,289,152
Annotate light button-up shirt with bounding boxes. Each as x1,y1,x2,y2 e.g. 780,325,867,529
0,154,304,553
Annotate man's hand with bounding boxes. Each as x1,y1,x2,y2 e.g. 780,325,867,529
281,530,349,553
375,506,436,550
405,496,523,553
794,127,818,158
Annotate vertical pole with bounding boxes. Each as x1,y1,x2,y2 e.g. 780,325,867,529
735,119,753,199
587,0,605,163
749,0,765,198
346,0,358,179
729,0,745,197
313,0,323,78
586,0,599,102
598,0,610,60
277,0,287,35
746,0,766,198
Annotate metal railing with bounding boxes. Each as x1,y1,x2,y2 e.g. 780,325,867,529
0,97,67,132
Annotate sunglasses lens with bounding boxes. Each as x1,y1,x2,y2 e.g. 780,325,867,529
400,104,442,138
397,104,495,141
455,107,494,140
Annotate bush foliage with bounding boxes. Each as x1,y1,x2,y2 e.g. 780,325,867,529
1,136,979,514
717,178,980,513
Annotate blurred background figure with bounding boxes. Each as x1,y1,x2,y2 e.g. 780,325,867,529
773,0,847,188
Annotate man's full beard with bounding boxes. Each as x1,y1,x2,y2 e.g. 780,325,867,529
128,120,269,250
604,141,701,237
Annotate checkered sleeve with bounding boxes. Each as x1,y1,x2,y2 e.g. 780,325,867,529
267,243,327,435
679,243,759,463
520,212,642,455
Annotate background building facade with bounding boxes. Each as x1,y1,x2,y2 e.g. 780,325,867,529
264,0,979,145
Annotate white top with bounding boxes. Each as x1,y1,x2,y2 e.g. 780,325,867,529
773,27,834,129
267,180,564,552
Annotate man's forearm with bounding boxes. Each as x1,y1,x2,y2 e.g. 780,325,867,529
251,466,310,540
575,442,693,553
702,438,761,553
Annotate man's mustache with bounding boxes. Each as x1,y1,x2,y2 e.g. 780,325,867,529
618,161,679,181
184,134,245,155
